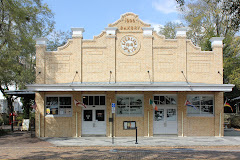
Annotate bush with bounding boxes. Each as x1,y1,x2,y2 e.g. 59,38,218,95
230,116,240,128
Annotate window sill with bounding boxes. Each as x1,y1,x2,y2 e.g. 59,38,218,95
187,114,214,117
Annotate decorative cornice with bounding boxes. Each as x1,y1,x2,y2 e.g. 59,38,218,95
93,31,106,39
108,12,151,27
57,39,73,51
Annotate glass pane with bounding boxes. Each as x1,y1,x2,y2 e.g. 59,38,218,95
187,105,200,114
167,109,176,121
130,96,142,105
96,110,105,121
95,96,99,105
154,96,159,105
83,96,88,105
117,97,129,105
46,97,58,106
171,97,177,105
100,96,105,105
59,108,71,115
130,106,142,114
46,107,58,115
83,110,92,121
154,109,164,121
60,97,71,105
201,96,213,105
165,96,171,104
160,96,165,104
89,96,93,105
190,96,200,105
201,105,213,114
117,105,129,114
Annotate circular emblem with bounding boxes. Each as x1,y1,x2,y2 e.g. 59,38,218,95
120,35,140,56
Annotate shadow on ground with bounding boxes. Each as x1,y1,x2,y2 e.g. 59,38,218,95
19,148,240,159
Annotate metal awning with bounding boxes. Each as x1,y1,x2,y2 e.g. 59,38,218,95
26,82,234,92
5,90,35,98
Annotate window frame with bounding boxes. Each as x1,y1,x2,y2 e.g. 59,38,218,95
82,94,106,106
187,94,214,117
153,94,177,106
116,94,144,117
45,94,73,117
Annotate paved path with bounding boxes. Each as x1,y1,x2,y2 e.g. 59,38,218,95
43,136,240,147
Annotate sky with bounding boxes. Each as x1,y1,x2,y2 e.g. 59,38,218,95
42,0,182,39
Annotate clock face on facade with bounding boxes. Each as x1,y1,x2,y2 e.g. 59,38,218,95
120,35,140,56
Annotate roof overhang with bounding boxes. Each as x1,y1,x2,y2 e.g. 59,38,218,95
26,82,235,92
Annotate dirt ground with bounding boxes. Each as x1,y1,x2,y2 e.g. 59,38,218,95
1,131,240,159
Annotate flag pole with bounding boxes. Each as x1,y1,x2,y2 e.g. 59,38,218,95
148,111,149,137
182,111,184,137
219,112,221,137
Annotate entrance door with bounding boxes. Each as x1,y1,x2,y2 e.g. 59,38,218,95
153,95,178,135
82,95,106,135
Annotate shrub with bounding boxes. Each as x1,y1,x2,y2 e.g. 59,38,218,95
230,116,240,128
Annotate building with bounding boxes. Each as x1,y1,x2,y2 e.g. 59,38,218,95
27,13,234,137
0,85,23,114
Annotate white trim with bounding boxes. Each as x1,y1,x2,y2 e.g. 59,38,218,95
45,94,73,117
210,37,224,47
35,37,48,45
27,83,234,92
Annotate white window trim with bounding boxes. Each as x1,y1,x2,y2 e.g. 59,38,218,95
45,94,73,117
116,94,144,117
186,94,214,117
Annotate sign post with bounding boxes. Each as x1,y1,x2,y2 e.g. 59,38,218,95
111,103,115,144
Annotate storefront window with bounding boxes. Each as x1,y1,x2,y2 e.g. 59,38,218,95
46,96,72,116
117,95,143,116
187,95,214,116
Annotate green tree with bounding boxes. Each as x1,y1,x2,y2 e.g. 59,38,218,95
176,0,240,96
47,30,72,51
0,0,54,131
159,22,184,39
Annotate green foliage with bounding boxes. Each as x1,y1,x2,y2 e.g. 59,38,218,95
159,22,184,39
175,0,240,91
230,115,240,129
0,0,54,95
47,30,72,51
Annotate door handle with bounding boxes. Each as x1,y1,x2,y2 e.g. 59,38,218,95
93,122,96,127
164,122,167,127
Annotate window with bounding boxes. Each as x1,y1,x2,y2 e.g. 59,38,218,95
187,95,214,116
82,96,105,105
154,95,176,105
45,96,72,116
117,95,143,116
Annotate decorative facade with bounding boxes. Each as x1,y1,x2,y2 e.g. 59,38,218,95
27,13,234,137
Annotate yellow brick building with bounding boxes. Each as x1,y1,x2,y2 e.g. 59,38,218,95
27,13,234,137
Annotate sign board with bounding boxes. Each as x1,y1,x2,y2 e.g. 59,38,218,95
21,119,30,131
112,103,115,113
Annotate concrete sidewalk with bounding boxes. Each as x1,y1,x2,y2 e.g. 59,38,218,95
42,136,240,147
